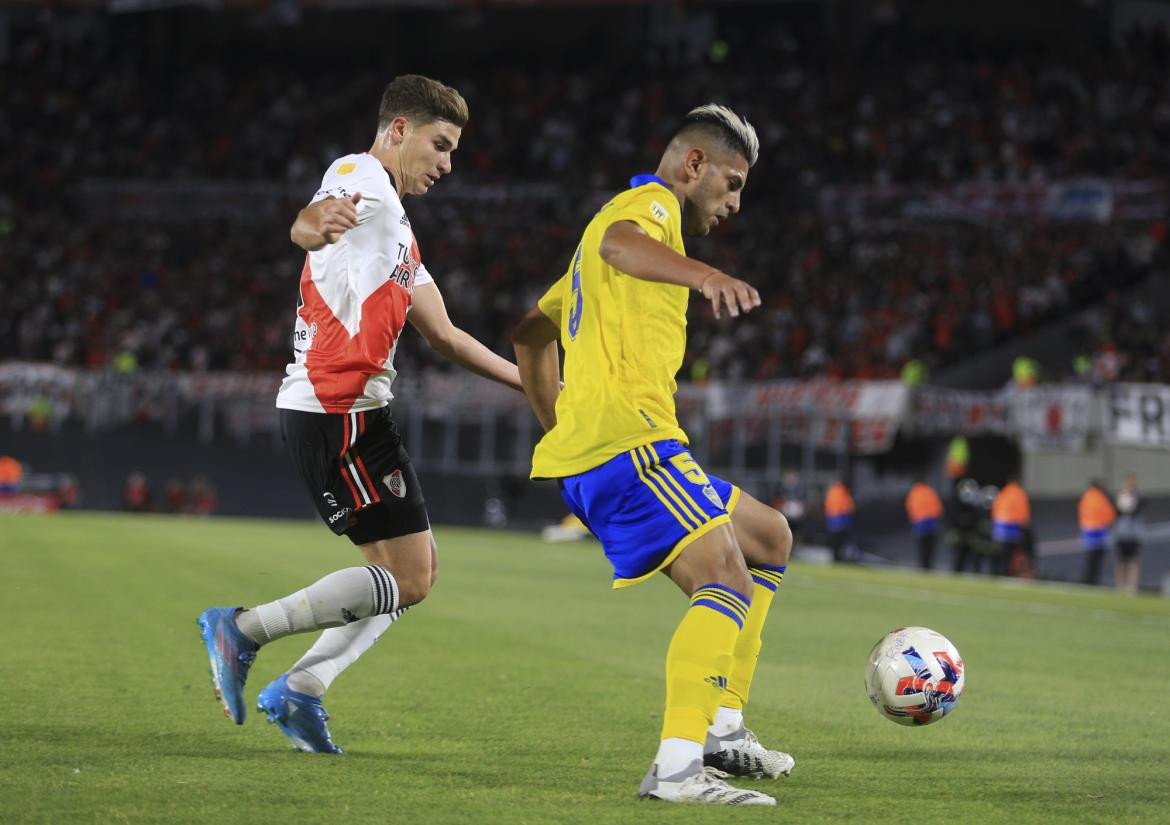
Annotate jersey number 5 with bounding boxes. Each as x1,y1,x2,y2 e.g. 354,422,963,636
568,244,584,341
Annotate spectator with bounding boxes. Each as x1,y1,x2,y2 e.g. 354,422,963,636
1113,474,1144,594
944,436,969,482
773,470,807,550
949,478,981,573
124,472,153,513
164,478,188,514
188,476,218,516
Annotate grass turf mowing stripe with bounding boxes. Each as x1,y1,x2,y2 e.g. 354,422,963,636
1,512,1168,825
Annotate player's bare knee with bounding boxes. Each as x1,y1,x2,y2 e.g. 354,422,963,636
769,510,793,566
709,551,753,600
396,568,432,607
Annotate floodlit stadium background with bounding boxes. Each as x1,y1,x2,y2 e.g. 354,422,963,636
2,0,1169,590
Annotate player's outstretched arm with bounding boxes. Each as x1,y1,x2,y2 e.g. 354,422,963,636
290,193,362,252
409,282,522,391
511,305,561,432
599,220,761,319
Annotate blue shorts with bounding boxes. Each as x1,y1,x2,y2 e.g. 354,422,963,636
559,440,739,588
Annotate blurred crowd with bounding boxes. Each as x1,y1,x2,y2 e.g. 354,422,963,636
124,471,218,515
2,11,1168,381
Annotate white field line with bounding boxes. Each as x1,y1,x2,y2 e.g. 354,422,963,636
798,574,1170,629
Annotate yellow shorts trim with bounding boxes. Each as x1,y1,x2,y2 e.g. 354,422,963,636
612,513,732,589
727,485,742,514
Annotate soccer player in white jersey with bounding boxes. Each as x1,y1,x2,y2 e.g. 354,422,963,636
197,75,522,754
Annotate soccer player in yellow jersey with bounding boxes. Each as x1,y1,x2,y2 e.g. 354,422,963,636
512,105,793,806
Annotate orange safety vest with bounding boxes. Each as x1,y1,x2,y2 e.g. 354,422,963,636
1078,488,1116,531
905,483,943,524
992,482,1030,526
0,456,22,486
825,483,855,518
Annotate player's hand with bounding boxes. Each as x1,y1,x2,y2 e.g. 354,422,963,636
316,192,362,244
699,271,761,319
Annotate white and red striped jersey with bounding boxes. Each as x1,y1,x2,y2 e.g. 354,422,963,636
276,153,433,414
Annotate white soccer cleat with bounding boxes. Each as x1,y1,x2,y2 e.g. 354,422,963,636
704,725,795,779
638,759,776,806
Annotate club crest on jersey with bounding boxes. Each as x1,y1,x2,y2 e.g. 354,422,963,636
383,470,406,498
702,484,724,509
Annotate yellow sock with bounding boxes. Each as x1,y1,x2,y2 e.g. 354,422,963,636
724,564,785,710
661,584,750,743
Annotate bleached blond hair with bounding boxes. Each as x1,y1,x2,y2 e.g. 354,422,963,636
678,103,759,167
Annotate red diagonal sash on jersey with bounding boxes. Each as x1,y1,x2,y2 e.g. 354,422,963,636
298,256,412,414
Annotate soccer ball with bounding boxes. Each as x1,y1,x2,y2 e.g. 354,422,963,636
865,626,964,726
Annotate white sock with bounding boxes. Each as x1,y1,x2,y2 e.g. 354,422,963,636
286,608,407,696
655,737,703,778
709,706,745,739
235,565,398,645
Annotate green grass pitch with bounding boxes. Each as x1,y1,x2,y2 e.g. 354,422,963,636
2,512,1169,824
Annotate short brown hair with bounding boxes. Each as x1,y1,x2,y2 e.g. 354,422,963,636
377,75,469,131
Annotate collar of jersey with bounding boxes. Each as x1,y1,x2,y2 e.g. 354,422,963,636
367,152,400,196
629,173,667,189
628,173,683,220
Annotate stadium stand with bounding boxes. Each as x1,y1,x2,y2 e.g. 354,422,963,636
1,9,1167,381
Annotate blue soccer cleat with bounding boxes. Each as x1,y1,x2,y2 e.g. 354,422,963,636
197,607,259,725
257,674,345,754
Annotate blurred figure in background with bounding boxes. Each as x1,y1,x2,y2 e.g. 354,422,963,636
949,478,981,573
991,477,1031,578
1113,474,1143,594
164,479,188,514
188,476,218,516
944,436,969,484
0,455,23,494
775,470,806,550
1078,480,1116,586
825,479,855,563
905,477,943,570
124,472,153,512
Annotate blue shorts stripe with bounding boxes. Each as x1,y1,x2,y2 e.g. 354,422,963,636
692,598,746,629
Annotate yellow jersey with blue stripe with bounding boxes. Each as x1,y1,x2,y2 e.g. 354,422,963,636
531,175,690,479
